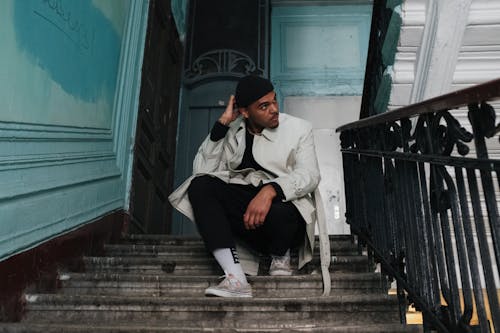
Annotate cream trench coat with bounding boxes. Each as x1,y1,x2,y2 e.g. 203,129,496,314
168,113,332,295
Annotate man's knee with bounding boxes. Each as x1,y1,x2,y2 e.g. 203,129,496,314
188,175,214,194
265,202,304,230
187,175,227,200
266,202,301,225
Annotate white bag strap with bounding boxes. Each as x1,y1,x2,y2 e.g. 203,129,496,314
313,188,331,296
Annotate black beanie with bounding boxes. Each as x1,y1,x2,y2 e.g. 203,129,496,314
235,75,274,107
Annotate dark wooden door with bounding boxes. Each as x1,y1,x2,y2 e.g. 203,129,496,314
129,0,182,234
172,0,270,234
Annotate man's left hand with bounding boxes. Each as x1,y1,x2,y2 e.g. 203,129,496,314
243,185,277,230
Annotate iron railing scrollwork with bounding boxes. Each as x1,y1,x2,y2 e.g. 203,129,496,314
184,49,263,86
337,78,500,332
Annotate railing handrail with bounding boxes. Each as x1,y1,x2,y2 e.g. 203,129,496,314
337,78,500,133
339,77,500,332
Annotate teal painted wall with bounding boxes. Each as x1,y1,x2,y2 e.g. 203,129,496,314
271,5,372,101
1,0,128,128
375,4,402,114
171,0,188,42
0,0,150,261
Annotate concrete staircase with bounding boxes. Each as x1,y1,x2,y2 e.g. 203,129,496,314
0,235,422,332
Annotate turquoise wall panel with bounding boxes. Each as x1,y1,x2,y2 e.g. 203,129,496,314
381,8,402,67
0,0,129,129
271,5,372,98
171,0,188,42
0,0,150,261
0,177,122,259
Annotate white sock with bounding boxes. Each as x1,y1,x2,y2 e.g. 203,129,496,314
212,248,248,283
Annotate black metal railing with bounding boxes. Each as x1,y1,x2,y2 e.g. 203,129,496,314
337,78,500,333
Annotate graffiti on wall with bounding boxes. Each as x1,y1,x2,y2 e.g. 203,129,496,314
13,0,120,103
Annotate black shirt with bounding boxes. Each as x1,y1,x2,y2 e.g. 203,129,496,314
210,121,285,200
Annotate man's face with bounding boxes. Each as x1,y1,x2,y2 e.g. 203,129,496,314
240,91,279,132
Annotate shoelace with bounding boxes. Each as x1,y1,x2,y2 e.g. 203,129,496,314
218,273,242,287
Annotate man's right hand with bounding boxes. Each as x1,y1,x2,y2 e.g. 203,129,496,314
243,184,276,230
218,95,239,126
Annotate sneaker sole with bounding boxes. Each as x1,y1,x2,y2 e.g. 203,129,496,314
205,288,253,298
269,269,292,276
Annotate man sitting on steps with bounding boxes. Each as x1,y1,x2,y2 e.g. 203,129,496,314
168,75,321,297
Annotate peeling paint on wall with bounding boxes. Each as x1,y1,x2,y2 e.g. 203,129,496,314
13,0,120,103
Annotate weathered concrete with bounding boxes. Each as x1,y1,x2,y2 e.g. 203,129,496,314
3,235,421,332
0,323,423,332
56,272,389,297
81,255,371,275
23,294,400,325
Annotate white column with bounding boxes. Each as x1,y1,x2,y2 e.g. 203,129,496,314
409,0,473,102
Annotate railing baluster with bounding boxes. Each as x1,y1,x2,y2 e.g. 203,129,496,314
468,102,500,331
418,162,442,331
468,103,500,272
467,168,500,330
359,155,370,236
365,156,382,251
402,161,423,301
441,168,474,328
436,167,462,326
429,166,455,327
408,160,431,314
455,167,490,333
383,159,397,259
424,110,457,329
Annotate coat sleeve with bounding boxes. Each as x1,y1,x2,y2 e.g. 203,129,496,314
192,133,228,174
269,126,320,201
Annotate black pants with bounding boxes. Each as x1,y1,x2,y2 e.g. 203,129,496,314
187,175,305,256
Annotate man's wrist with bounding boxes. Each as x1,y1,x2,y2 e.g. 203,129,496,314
267,182,285,200
261,184,277,199
218,117,231,126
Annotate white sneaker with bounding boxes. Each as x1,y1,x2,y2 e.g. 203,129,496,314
205,274,253,298
269,252,292,276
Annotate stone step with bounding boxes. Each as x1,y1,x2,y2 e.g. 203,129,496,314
121,234,206,245
0,323,423,333
2,233,421,332
54,272,389,297
22,294,400,327
121,234,355,246
102,241,359,257
81,255,372,275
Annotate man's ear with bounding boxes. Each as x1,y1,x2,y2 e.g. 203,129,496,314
239,107,249,119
